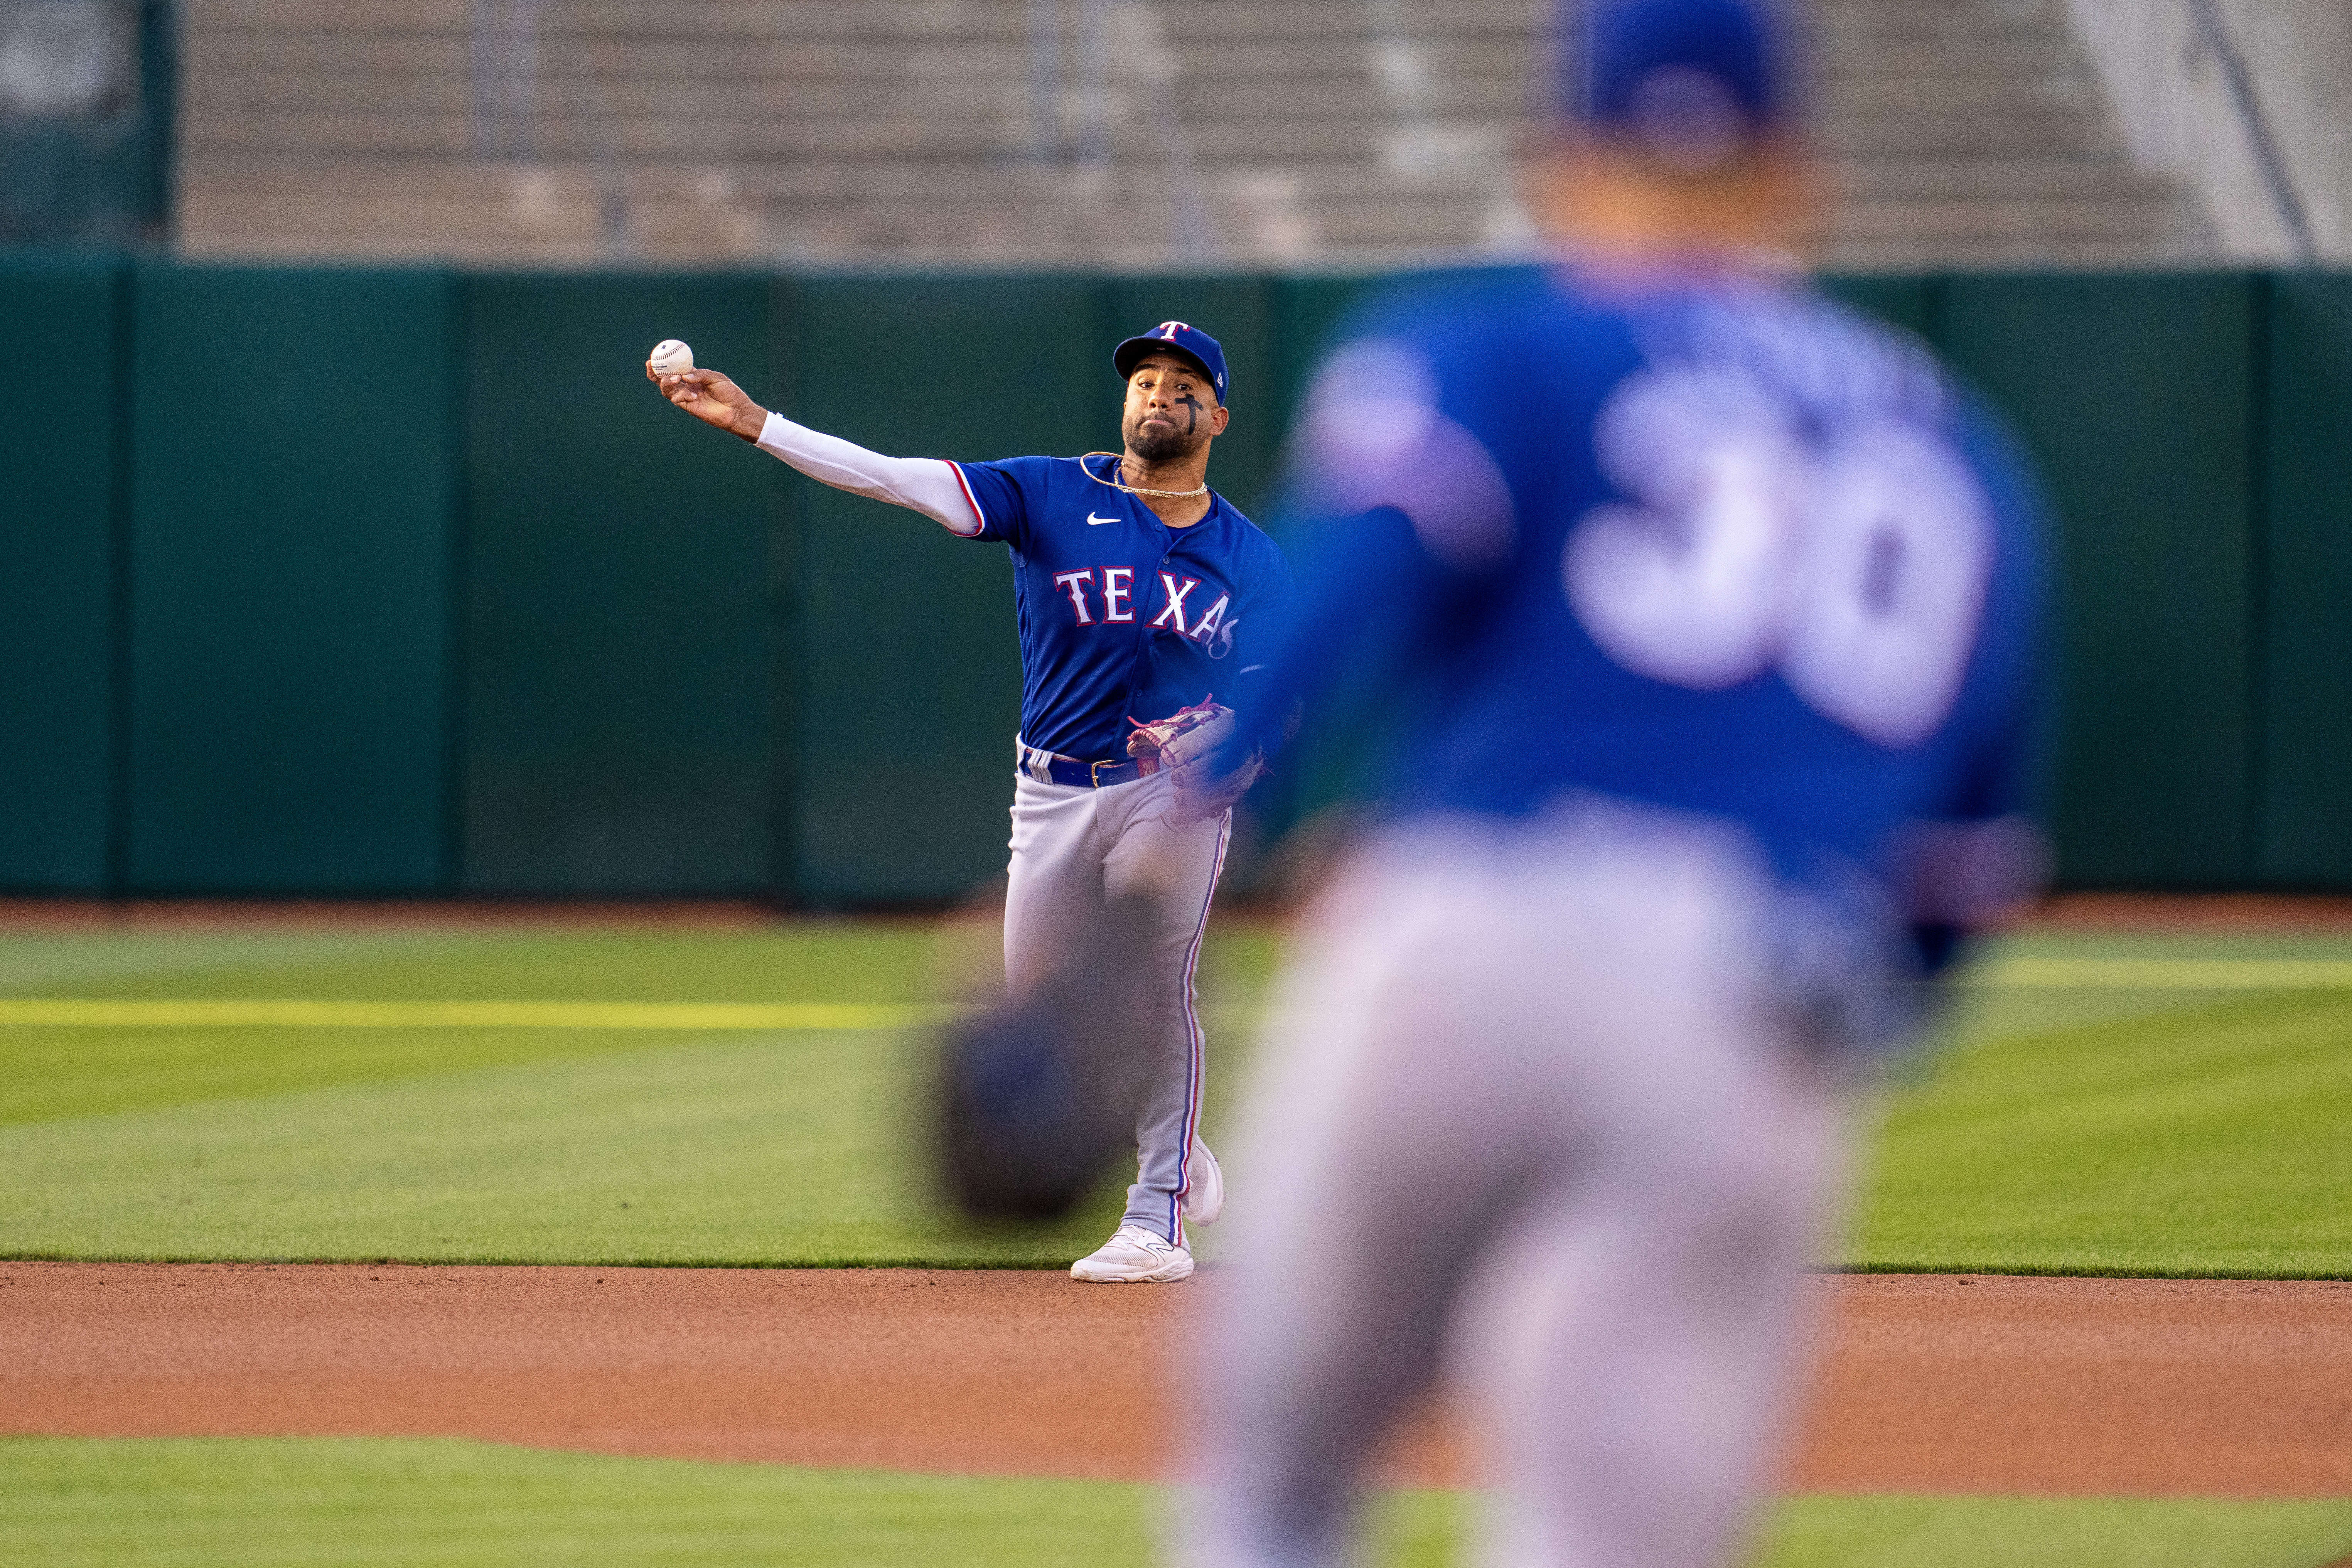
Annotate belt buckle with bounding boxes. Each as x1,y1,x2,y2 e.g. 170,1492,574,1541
1090,758,1121,787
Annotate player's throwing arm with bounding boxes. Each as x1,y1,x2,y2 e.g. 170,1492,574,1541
647,344,981,531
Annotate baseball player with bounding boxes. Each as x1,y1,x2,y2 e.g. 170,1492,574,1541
650,322,1290,1284
1175,1,2046,1564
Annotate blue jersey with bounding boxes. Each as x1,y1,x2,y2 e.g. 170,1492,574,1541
1238,268,2044,927
951,454,1293,763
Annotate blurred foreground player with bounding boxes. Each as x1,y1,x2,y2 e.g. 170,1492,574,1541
651,324,1290,1282
1179,1,2045,1563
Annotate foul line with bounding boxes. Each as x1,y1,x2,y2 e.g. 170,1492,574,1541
0,1000,961,1030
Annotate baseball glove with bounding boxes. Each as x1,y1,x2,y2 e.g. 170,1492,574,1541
1126,698,1231,766
1128,699,1261,829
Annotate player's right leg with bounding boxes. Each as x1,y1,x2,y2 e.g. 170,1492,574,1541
1006,769,1207,1284
1001,771,1106,995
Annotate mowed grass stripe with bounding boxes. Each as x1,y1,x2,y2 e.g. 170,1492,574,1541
8,1438,2352,1568
0,1000,960,1030
10,955,2352,1032
1974,957,2352,990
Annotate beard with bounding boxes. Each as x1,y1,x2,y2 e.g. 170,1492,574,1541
1124,410,1203,464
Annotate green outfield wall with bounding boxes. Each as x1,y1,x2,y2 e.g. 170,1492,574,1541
0,255,121,892
2,257,2347,900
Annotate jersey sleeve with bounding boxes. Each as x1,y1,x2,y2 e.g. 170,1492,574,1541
1220,315,1515,770
751,413,990,536
1218,541,1298,720
1282,333,1519,578
946,457,1055,549
1222,504,1462,768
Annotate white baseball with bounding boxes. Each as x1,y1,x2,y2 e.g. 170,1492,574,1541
648,339,694,376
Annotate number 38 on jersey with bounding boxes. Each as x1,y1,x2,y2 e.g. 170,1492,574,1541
1564,362,1995,750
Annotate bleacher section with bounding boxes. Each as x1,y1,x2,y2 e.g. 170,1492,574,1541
177,0,2211,267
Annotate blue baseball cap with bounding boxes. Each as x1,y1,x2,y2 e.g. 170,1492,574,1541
1567,0,1793,169
1114,321,1229,405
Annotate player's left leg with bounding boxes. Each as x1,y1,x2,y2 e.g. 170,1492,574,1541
1180,849,1499,1568
1456,1028,1843,1568
1095,772,1232,1251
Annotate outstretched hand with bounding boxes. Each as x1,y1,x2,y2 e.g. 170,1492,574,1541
647,363,769,441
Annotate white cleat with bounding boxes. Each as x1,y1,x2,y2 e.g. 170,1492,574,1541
1071,1224,1195,1283
1181,1135,1224,1227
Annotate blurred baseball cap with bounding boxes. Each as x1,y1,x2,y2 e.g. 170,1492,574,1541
1114,321,1230,405
1565,0,1794,172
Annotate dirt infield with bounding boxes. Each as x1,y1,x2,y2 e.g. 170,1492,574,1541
4,1264,2348,1496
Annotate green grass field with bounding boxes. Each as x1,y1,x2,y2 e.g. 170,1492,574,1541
5,1438,2352,1568
5,918,2351,1568
2,921,2348,1274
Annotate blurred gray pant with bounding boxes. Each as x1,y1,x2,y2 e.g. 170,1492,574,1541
1004,769,1231,1245
1185,806,1846,1568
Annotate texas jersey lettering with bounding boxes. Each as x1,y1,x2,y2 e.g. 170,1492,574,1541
1053,564,1240,651
949,453,1291,762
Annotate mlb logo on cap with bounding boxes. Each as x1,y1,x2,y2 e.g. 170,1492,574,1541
1114,321,1231,404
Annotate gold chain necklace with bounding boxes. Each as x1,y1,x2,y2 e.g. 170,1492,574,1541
1081,452,1209,499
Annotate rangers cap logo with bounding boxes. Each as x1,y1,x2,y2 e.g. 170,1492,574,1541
1113,320,1231,402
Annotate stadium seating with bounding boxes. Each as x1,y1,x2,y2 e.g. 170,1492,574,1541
177,0,2209,266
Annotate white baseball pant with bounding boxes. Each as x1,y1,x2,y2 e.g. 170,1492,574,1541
1003,764,1232,1246
1182,804,1848,1568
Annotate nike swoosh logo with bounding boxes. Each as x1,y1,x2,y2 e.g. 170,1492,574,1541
1086,512,1120,526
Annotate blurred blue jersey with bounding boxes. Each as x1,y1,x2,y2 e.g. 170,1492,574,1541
1239,267,2044,929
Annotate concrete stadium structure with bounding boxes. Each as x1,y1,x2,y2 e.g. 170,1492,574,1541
171,0,2343,268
